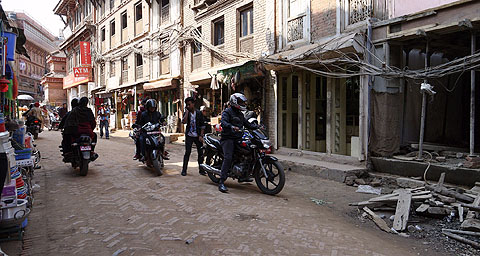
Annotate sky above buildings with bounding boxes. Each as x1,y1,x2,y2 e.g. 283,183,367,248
1,0,66,38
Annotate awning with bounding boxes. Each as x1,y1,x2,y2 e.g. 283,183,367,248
188,60,252,85
143,78,179,91
95,90,113,98
263,32,365,70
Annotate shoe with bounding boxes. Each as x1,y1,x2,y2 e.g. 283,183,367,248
139,156,145,162
238,177,253,183
133,154,140,160
163,151,170,160
218,183,228,193
106,137,110,140
199,169,207,176
181,170,187,176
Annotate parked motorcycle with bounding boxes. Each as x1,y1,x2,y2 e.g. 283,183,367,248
26,117,42,139
130,122,166,176
200,124,285,195
62,134,97,176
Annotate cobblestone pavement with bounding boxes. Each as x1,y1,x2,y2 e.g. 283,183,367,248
2,131,423,256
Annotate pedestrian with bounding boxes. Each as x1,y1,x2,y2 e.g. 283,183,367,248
58,103,68,118
98,103,110,139
200,106,212,134
181,97,206,176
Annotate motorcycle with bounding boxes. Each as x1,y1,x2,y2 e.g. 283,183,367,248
130,122,166,176
49,112,60,131
62,134,97,176
26,117,42,139
200,122,285,195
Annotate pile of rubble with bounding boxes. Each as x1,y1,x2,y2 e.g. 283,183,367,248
349,173,480,250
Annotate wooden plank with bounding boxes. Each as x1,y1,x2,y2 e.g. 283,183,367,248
452,203,464,222
462,203,480,212
363,207,393,233
393,190,412,231
466,195,480,219
442,229,480,237
426,185,474,203
416,203,430,213
443,231,480,249
370,193,431,203
434,172,446,193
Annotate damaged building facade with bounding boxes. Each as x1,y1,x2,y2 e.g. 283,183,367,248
369,0,480,157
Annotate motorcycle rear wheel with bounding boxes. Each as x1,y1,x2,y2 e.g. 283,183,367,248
79,159,89,176
255,161,285,195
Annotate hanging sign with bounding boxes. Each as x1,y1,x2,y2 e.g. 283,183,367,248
79,41,91,66
73,67,90,77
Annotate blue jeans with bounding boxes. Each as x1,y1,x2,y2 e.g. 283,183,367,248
100,120,109,138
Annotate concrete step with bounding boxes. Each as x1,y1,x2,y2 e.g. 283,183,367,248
275,154,367,183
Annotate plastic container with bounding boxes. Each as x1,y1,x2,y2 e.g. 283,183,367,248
1,199,27,220
2,32,17,61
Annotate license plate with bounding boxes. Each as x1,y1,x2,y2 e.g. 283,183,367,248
80,146,91,151
147,131,161,135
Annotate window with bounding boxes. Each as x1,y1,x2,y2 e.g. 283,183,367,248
160,39,170,75
101,0,106,17
122,57,128,71
75,48,80,67
160,0,169,25
110,0,115,10
135,2,142,21
192,27,202,54
240,7,253,37
101,27,106,41
110,20,115,36
136,53,143,67
110,61,115,77
121,11,127,29
213,17,224,46
285,0,310,44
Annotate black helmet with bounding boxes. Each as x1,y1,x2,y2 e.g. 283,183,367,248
229,93,247,111
145,99,157,111
79,97,88,107
71,98,79,108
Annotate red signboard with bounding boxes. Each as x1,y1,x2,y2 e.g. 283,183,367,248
63,72,91,89
73,67,90,77
80,41,91,66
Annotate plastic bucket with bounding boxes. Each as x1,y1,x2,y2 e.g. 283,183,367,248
2,32,17,61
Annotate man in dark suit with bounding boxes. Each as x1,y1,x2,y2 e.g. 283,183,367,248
181,97,206,176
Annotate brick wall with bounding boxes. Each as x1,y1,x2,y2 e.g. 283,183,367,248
310,0,337,41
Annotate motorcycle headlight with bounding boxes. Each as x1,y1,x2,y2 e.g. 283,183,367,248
261,139,272,149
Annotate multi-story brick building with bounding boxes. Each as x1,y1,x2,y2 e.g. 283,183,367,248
54,0,96,110
182,0,275,134
93,0,182,130
8,12,58,102
41,52,67,106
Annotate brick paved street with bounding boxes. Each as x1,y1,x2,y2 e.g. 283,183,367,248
2,131,425,255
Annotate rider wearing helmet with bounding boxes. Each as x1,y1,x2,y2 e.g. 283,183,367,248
218,93,258,193
60,98,80,158
136,99,165,161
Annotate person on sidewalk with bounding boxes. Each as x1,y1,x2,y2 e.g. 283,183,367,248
98,103,110,139
218,93,258,193
181,97,206,176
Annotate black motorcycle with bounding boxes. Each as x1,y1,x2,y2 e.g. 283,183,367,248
130,122,166,176
200,125,285,195
63,134,97,176
26,117,42,139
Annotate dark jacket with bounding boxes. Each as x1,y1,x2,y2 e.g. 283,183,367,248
138,111,164,127
183,109,205,137
59,111,71,130
220,107,257,140
64,106,96,135
58,107,68,118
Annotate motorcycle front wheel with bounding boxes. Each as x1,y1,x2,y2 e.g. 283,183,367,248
152,154,163,176
206,151,222,184
255,161,285,195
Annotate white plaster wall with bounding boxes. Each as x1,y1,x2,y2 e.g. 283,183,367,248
393,0,458,17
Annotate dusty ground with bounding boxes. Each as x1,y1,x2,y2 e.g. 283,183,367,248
0,131,453,255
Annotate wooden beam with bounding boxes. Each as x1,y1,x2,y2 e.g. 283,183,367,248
393,190,412,231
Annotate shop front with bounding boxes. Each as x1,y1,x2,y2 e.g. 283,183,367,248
63,72,92,110
143,78,180,133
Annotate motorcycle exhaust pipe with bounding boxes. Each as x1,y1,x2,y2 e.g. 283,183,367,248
199,164,221,175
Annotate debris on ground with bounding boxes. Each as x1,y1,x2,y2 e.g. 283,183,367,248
356,185,382,195
349,171,480,253
310,197,332,206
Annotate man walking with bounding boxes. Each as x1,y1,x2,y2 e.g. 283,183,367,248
181,97,206,176
98,103,110,139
